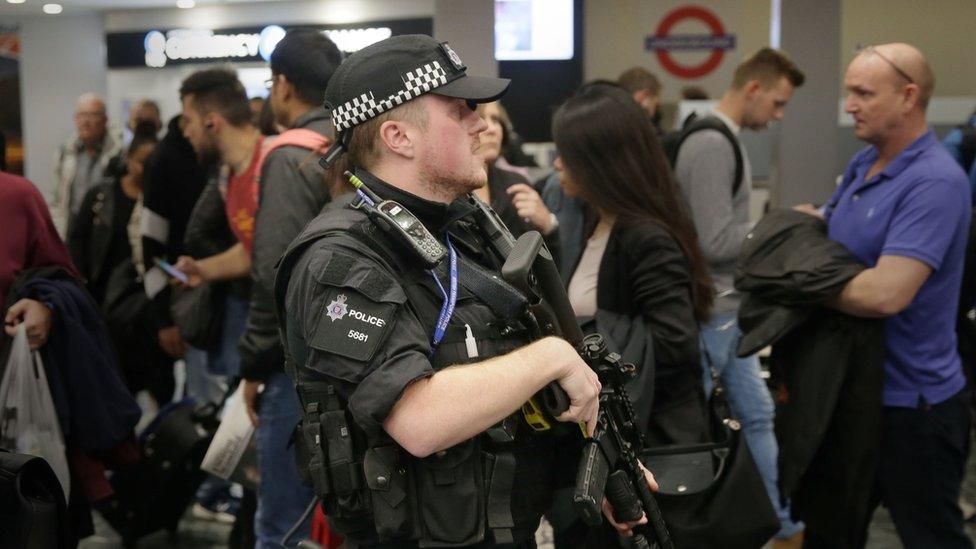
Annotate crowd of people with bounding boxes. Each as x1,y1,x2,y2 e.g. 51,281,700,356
1,29,974,549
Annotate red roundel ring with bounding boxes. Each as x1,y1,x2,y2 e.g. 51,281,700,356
654,6,726,79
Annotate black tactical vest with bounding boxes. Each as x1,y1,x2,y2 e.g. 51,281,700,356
274,197,570,547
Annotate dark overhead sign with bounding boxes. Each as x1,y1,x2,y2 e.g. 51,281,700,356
106,18,432,69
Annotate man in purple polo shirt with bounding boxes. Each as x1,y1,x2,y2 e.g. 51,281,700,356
797,43,972,548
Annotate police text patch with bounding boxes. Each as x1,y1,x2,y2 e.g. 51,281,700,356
309,287,396,362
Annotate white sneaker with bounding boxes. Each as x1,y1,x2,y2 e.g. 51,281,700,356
191,502,235,524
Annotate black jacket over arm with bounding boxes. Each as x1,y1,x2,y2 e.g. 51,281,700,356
735,209,884,547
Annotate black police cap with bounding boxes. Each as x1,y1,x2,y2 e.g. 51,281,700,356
325,34,510,133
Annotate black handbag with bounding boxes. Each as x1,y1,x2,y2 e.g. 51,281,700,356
102,259,150,332
0,449,70,549
640,355,780,549
169,282,225,350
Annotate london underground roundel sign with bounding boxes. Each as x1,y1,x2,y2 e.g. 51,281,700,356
645,6,736,79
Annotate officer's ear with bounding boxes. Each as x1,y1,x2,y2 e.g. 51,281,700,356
377,118,417,160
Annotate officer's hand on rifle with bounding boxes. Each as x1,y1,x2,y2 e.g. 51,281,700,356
601,461,659,537
546,337,602,435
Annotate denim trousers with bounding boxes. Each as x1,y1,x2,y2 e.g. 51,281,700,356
186,295,248,505
184,294,249,405
700,309,804,539
255,371,315,548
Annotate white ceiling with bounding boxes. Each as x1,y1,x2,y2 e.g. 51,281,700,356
0,0,286,17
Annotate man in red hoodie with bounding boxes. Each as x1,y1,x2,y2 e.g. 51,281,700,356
1,171,79,350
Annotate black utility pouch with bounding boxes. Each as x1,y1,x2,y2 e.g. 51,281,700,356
298,405,332,498
292,421,318,489
364,445,414,539
322,408,360,494
415,439,485,546
314,406,372,519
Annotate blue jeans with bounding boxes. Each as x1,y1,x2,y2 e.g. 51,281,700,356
700,310,803,540
255,372,314,548
210,294,249,378
184,294,249,405
184,347,226,406
187,295,250,504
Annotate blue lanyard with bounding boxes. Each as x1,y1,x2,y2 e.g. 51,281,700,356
357,189,375,207
429,235,458,352
357,189,457,352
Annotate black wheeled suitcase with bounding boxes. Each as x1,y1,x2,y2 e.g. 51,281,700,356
100,398,219,548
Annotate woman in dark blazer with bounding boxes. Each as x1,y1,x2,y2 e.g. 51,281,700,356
552,82,715,446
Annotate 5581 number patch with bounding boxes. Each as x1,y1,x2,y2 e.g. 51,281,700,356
309,287,396,362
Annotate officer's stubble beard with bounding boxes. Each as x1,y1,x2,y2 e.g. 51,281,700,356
416,138,488,204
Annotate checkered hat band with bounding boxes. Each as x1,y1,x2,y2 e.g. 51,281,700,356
332,61,450,132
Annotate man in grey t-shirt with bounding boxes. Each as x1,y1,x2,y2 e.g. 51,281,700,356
674,48,806,549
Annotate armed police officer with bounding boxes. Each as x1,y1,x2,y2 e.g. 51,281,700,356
274,35,607,547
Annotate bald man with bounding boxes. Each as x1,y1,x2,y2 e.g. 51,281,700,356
797,43,972,548
53,92,122,236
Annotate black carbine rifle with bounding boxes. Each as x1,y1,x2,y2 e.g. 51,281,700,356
468,196,673,549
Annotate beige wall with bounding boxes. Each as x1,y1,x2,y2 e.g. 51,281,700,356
586,0,976,102
584,0,771,103
841,0,976,97
434,0,497,78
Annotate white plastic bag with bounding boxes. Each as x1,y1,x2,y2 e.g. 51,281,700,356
0,324,71,503
201,381,256,480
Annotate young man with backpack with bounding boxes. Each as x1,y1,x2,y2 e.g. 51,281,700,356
239,30,342,547
176,30,343,546
672,47,806,549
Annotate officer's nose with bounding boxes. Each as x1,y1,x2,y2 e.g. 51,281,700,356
470,110,488,135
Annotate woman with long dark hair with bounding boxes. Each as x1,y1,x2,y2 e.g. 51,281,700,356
553,82,714,445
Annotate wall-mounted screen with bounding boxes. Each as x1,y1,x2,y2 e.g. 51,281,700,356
495,0,574,61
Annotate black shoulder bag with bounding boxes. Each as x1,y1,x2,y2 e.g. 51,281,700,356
170,282,226,350
640,349,780,549
0,450,70,549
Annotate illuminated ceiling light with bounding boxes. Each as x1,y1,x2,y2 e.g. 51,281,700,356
42,3,63,14
176,0,196,8
6,0,28,5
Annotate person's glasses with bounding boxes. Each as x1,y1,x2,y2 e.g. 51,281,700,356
855,44,915,84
